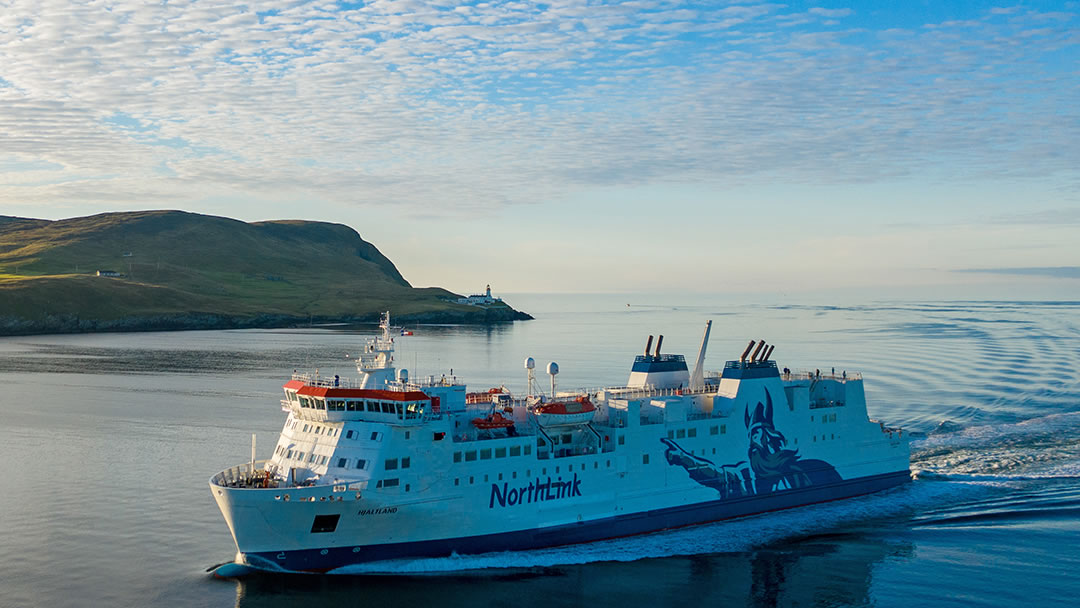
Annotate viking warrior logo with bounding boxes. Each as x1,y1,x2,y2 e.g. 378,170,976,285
744,390,840,493
663,389,840,498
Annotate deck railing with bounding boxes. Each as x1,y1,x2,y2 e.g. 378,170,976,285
211,459,276,488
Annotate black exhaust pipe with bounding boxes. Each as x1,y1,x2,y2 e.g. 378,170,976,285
740,340,756,362
750,340,766,363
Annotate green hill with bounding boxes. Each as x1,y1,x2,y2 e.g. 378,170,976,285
0,210,529,334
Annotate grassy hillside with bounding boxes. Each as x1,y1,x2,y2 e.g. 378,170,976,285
0,210,528,334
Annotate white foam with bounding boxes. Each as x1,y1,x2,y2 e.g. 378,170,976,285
913,411,1080,479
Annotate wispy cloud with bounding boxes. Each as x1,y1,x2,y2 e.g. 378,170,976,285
0,1,1076,214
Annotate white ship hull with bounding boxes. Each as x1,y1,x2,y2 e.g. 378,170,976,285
210,317,910,573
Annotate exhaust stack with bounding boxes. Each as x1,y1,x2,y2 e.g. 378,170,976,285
740,340,756,362
750,341,766,363
762,345,775,361
644,335,654,357
654,335,664,357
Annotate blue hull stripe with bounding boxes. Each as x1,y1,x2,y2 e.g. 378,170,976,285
247,470,911,572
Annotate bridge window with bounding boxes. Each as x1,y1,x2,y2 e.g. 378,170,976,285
509,446,521,457
465,450,477,462
676,429,686,439
453,452,462,463
480,449,492,460
721,424,727,434
688,428,697,438
524,445,532,455
495,448,506,458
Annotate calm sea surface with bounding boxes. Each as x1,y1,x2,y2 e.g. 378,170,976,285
2,294,1079,607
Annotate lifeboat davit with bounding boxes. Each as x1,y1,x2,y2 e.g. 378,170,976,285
534,396,596,427
471,411,515,430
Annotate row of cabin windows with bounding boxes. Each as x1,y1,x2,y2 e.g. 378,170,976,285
666,425,727,440
294,395,425,419
297,423,338,437
277,446,330,466
641,443,739,465
809,413,838,423
453,459,618,485
813,434,836,442
343,430,384,442
453,444,533,463
384,457,410,470
335,457,369,470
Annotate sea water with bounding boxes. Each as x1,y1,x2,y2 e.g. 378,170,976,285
1,294,1078,607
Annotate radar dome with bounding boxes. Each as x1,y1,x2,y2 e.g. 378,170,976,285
524,357,535,370
546,362,559,376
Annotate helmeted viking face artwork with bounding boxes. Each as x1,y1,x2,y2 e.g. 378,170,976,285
663,388,843,497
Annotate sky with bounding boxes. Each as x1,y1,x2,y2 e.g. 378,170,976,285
0,1,1077,299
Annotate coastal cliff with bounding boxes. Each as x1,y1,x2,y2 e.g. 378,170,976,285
0,211,530,335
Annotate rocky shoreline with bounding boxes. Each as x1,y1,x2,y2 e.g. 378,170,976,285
0,306,532,337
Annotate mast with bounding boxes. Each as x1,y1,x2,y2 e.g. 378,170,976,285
689,320,712,389
356,311,398,389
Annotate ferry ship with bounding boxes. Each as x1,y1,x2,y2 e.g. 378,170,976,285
210,314,910,575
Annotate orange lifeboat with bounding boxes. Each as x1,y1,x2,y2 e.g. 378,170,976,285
533,396,596,427
471,411,515,430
